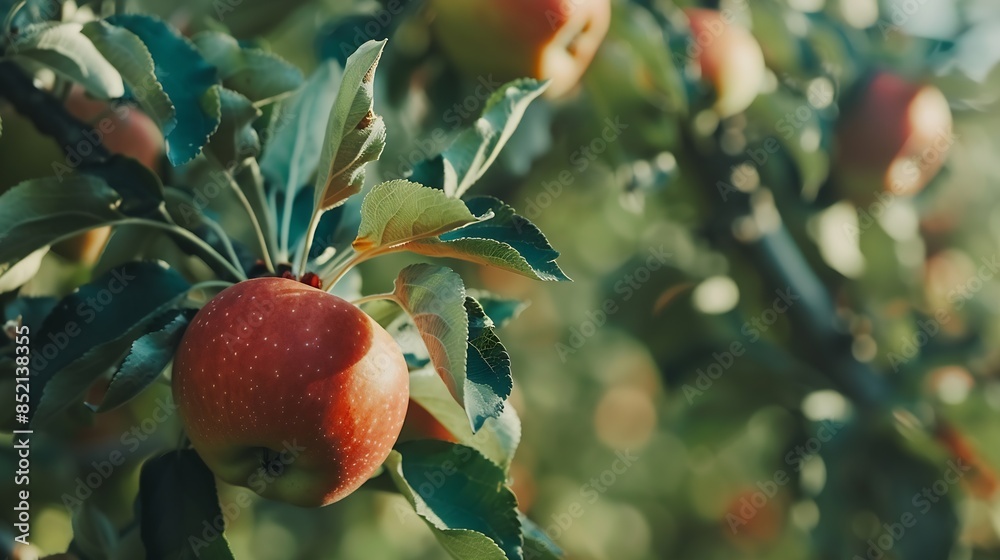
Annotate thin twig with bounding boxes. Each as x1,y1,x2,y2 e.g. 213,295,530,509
209,156,275,272
351,292,395,306
122,218,247,282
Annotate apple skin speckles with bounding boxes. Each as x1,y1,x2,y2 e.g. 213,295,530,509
173,277,409,507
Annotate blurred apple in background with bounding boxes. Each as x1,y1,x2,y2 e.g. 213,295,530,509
429,0,611,99
62,86,164,173
685,8,766,118
833,72,953,205
0,86,164,266
60,87,165,265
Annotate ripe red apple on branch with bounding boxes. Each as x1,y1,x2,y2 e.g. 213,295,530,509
685,8,766,118
172,278,409,507
833,72,953,205
429,0,611,98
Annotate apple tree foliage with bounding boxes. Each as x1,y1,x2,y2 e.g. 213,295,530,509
0,7,566,559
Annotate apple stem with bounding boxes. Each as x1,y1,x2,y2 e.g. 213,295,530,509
123,219,247,282
351,292,395,307
201,214,246,278
258,447,285,477
210,156,275,273
187,280,236,300
278,162,303,262
296,210,321,277
324,250,368,291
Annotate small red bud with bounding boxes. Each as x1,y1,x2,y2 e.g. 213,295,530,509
280,271,296,280
301,272,322,290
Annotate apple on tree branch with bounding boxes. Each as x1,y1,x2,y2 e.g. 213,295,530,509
0,15,567,558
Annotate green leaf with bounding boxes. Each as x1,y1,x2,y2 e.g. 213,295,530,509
30,262,191,427
409,366,521,470
259,60,341,200
97,309,195,412
407,197,570,282
410,80,547,198
80,154,166,217
353,180,481,254
0,175,125,266
70,503,119,560
392,264,468,399
466,290,528,329
313,39,387,212
81,20,176,132
205,88,261,167
138,450,235,560
386,441,523,560
464,297,512,432
107,14,221,165
10,22,124,99
191,31,303,104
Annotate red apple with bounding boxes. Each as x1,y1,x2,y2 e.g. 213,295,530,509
685,8,766,118
397,400,457,443
834,72,953,204
63,86,164,172
51,87,166,264
172,278,409,507
429,0,611,99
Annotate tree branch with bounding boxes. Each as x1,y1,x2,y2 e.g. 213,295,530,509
683,129,891,409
